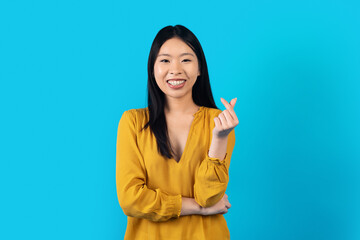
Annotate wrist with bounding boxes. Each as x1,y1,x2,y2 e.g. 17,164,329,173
208,134,228,160
191,198,206,215
193,198,204,215
199,205,208,216
211,134,228,142
181,197,205,216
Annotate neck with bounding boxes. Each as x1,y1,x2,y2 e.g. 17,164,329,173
164,94,199,116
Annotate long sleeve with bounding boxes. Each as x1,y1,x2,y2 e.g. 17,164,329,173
116,110,182,222
194,129,235,208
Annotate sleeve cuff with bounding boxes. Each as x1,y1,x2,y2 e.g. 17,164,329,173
172,194,182,218
207,151,228,165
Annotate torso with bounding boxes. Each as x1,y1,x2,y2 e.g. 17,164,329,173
165,112,196,162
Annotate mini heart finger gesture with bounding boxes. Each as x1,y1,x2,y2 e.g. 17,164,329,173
213,97,239,138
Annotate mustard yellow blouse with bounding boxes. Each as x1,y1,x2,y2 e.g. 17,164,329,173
116,106,236,240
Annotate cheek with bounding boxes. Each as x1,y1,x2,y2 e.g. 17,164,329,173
154,64,166,77
187,64,199,77
154,66,166,88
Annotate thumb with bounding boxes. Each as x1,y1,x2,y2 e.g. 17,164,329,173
230,98,237,107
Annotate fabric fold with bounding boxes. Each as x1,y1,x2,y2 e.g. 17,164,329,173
116,110,183,222
193,129,235,208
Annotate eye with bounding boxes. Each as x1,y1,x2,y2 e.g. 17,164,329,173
183,59,191,62
160,59,169,63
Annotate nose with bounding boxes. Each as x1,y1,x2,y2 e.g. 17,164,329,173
169,60,183,75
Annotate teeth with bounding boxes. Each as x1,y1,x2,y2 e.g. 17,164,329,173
168,80,185,86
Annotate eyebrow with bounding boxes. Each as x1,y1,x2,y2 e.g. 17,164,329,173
157,53,195,57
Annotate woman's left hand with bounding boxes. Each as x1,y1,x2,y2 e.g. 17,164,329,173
213,97,239,139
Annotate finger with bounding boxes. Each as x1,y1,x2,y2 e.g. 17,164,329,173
213,116,221,129
230,98,237,107
225,200,231,208
215,113,223,126
218,113,229,128
221,97,237,109
222,109,235,123
220,98,238,120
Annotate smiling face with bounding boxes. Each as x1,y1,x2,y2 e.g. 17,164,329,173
154,37,200,102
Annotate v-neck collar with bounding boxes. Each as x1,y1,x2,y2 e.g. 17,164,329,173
172,106,204,164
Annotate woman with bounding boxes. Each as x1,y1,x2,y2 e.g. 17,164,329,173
116,25,239,240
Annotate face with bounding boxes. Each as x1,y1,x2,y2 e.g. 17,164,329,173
154,37,200,101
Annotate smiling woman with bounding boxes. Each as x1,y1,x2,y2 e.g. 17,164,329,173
154,39,200,93
116,25,238,240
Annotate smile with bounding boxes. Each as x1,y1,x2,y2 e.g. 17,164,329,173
167,80,186,89
167,80,185,86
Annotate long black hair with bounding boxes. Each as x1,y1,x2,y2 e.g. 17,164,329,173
141,25,218,160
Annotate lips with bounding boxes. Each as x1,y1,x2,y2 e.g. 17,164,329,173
167,79,186,89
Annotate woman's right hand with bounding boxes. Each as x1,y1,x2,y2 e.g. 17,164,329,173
201,193,231,216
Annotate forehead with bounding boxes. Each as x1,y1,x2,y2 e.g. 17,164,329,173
157,38,196,56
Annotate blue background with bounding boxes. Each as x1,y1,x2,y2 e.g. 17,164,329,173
1,0,359,239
